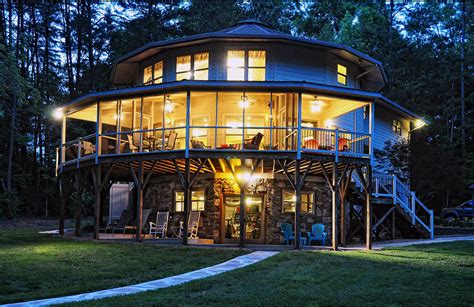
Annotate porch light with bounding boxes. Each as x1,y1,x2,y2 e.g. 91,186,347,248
414,119,427,130
239,94,250,109
165,95,173,113
311,96,323,113
53,108,63,120
326,120,334,129
237,171,252,183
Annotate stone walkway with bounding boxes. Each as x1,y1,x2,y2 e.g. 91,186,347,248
373,235,474,249
4,251,278,307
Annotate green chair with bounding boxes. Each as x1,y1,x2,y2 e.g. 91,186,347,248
307,223,327,246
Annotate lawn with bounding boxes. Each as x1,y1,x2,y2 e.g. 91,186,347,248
74,242,474,306
0,229,245,304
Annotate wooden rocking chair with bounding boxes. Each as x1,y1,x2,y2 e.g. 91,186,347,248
149,211,169,238
178,211,201,239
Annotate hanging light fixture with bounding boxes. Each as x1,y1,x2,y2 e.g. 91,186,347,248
239,93,250,109
311,96,323,113
165,95,173,113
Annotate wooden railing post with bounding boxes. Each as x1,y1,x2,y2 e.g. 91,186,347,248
411,192,416,224
429,210,434,240
335,129,339,163
392,175,397,204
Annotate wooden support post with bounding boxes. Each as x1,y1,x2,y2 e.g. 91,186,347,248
339,166,352,246
392,205,396,240
136,161,144,242
239,182,245,247
74,170,82,237
93,165,101,240
58,175,66,235
331,162,338,251
366,166,372,250
183,158,190,246
294,159,301,249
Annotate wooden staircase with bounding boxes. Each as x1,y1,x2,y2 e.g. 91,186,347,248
352,174,434,240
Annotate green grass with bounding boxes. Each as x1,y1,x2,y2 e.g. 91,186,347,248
75,242,474,306
0,230,245,304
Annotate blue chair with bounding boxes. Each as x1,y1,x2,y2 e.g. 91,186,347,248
280,223,307,245
307,223,327,246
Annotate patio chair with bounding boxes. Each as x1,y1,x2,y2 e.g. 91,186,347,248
244,132,263,150
119,208,152,234
191,139,211,149
149,211,169,238
165,131,178,150
280,223,306,245
103,209,133,233
127,133,151,152
307,223,327,246
178,211,201,239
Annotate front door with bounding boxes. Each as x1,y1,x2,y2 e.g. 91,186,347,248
222,194,265,244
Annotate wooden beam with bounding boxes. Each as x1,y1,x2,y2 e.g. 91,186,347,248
92,165,101,240
183,158,190,246
74,169,83,237
366,166,372,250
294,159,301,249
136,161,144,242
331,162,338,251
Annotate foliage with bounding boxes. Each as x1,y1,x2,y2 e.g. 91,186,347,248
0,1,471,217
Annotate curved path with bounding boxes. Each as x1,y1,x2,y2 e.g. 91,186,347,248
4,251,278,307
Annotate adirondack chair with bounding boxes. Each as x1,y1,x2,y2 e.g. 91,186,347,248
149,211,169,238
307,223,327,246
119,208,152,234
280,223,307,245
103,209,133,233
178,211,201,239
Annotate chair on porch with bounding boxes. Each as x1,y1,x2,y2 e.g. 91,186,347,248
280,223,306,245
103,208,133,233
244,132,263,150
178,211,201,239
149,211,169,238
120,208,152,234
307,223,327,246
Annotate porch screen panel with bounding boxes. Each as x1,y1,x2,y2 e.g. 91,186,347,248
190,92,216,148
164,92,187,150
99,100,118,155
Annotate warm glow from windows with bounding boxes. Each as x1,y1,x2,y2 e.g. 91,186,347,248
227,50,265,81
337,64,347,85
176,53,208,81
153,61,163,84
143,65,153,84
227,50,245,81
175,190,205,211
144,61,163,85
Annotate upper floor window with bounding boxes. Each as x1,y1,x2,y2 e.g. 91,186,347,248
143,61,163,85
337,64,347,85
282,190,315,213
392,118,402,136
175,190,205,211
227,50,266,81
176,52,209,81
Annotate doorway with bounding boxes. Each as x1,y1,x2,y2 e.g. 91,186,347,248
222,193,265,244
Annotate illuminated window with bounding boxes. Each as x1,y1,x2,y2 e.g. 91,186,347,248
143,61,163,85
153,61,163,84
143,66,153,85
392,119,402,136
193,53,209,80
248,51,266,81
337,64,347,85
282,190,315,213
227,50,266,81
175,190,205,211
176,53,209,81
227,50,245,81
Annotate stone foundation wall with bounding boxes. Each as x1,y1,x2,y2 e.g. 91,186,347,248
144,173,333,244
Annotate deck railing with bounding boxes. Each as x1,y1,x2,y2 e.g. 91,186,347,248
59,127,371,167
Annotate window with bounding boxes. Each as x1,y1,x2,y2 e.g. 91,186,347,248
227,50,266,81
143,61,163,85
337,64,347,85
282,190,315,213
248,51,266,81
176,52,209,81
392,118,402,136
174,190,205,211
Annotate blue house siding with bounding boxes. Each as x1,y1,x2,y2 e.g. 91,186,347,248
372,106,410,151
